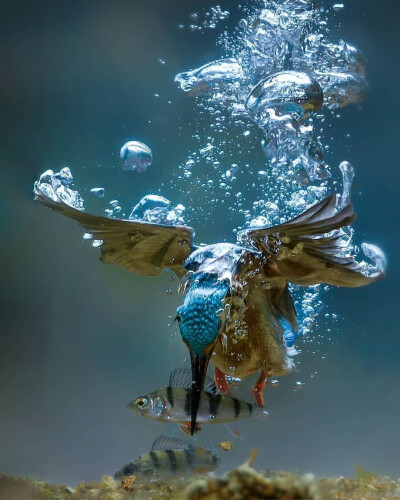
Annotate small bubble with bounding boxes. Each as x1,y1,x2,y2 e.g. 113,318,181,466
90,187,105,198
333,3,344,11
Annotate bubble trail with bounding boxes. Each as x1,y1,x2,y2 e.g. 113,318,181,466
171,0,385,351
339,161,355,208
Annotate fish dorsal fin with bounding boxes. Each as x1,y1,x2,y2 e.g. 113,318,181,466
169,368,192,389
151,435,191,452
169,368,215,392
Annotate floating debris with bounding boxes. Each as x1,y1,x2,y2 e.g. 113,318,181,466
120,141,153,172
219,441,233,452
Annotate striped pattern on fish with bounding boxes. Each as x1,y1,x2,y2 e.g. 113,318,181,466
114,435,218,481
129,385,266,425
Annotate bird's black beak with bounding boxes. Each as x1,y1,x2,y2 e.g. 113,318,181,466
189,352,210,436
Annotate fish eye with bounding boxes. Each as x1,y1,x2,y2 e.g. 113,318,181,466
135,397,148,409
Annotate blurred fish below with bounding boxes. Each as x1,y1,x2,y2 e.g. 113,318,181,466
114,435,219,483
128,368,268,432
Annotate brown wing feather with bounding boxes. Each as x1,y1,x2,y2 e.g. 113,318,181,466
34,184,194,277
239,194,383,288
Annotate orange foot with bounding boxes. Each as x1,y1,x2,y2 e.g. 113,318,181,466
214,367,230,394
252,370,267,407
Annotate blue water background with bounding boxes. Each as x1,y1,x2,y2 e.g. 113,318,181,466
0,0,399,485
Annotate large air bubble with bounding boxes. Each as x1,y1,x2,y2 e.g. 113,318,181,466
246,71,323,125
120,141,153,173
174,58,244,96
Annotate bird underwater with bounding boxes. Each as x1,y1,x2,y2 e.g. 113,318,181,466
34,178,384,436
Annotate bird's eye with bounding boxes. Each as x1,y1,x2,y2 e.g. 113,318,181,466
135,397,148,409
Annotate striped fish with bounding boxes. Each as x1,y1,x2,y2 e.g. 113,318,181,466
114,435,218,481
128,369,267,427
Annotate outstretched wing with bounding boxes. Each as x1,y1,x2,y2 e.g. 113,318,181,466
238,194,384,288
34,184,194,277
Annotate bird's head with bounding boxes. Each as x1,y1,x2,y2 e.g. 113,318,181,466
176,274,230,435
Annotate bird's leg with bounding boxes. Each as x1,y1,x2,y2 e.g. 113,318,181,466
252,370,267,407
214,367,230,394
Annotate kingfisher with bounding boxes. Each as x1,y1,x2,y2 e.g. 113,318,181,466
34,183,384,435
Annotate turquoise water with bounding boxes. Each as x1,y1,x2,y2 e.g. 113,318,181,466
0,0,399,487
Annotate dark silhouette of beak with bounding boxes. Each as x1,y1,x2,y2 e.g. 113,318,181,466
189,352,210,436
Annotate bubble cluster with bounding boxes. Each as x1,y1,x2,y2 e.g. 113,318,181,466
186,5,230,32
33,168,84,211
175,0,369,186
105,199,122,219
175,59,243,97
129,194,186,225
33,0,385,367
172,0,383,350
